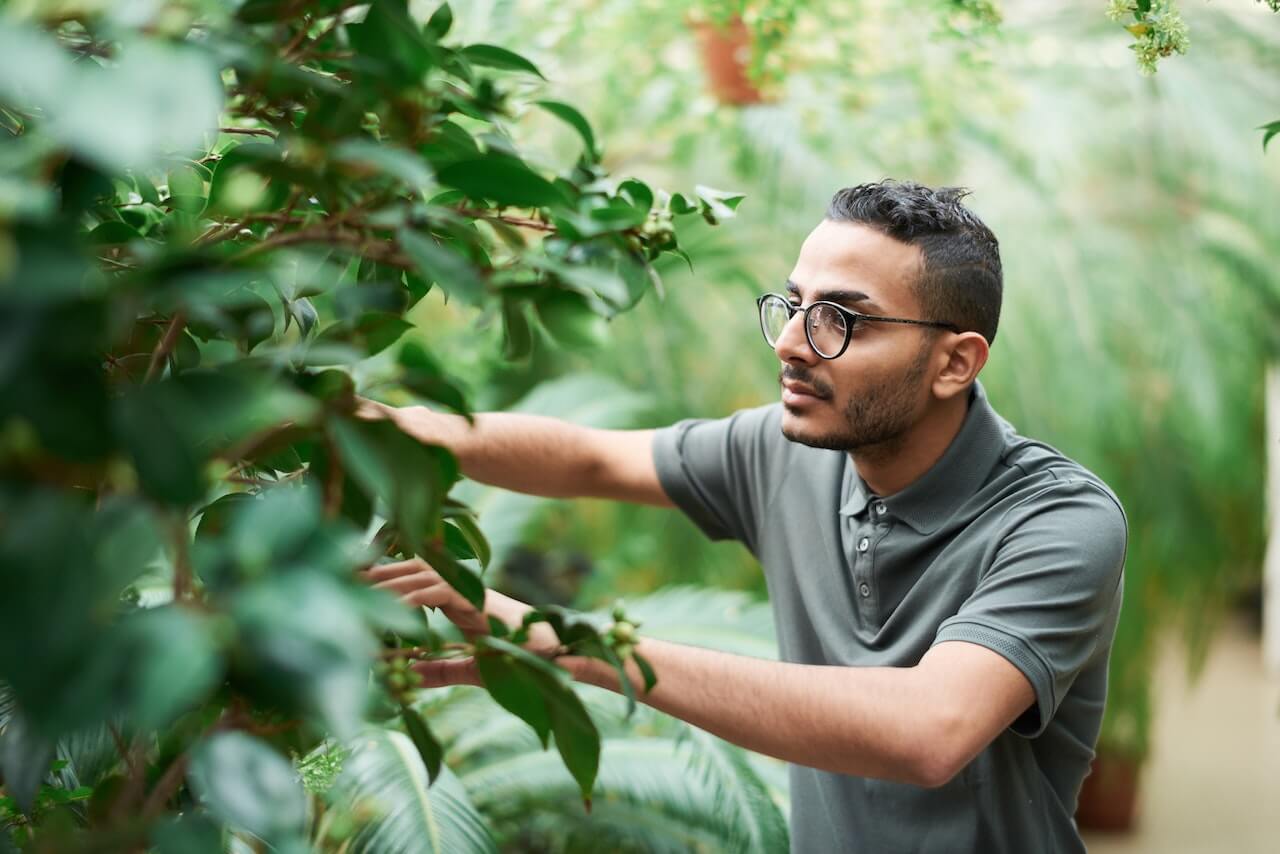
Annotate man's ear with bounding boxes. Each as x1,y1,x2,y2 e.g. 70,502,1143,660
932,332,989,401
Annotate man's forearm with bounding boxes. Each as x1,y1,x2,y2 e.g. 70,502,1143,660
367,402,663,503
568,638,956,787
395,409,599,497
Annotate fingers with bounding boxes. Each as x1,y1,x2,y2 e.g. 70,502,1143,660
353,396,392,421
361,557,435,582
413,657,482,688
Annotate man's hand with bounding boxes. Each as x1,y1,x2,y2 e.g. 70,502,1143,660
361,557,556,687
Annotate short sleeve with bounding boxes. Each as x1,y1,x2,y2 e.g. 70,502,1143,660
651,404,781,552
932,479,1127,738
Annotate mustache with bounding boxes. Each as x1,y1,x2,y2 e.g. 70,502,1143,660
779,366,834,399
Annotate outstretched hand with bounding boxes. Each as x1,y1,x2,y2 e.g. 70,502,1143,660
360,557,555,688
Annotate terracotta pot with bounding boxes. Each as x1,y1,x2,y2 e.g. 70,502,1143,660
1074,752,1142,832
688,15,768,105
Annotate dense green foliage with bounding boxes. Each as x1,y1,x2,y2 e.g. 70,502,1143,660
0,0,753,849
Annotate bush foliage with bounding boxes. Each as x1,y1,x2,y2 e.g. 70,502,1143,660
0,1,745,849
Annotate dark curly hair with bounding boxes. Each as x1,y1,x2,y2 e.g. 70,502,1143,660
826,180,1003,344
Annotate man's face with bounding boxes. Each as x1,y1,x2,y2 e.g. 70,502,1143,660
774,220,939,454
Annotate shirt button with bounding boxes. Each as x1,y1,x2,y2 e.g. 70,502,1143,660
873,502,887,516
858,582,871,598
857,537,870,553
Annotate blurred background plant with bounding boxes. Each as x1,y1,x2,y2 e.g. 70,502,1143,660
422,0,1280,833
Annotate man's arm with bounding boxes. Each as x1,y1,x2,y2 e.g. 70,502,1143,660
370,560,1036,789
356,398,671,506
567,636,1034,788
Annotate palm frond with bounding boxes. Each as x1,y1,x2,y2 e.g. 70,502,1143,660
611,585,777,660
332,729,496,854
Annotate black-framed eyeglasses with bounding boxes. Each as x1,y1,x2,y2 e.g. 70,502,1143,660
756,292,959,360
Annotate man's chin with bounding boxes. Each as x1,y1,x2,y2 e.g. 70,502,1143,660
780,408,824,443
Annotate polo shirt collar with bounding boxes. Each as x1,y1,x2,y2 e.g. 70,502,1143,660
838,381,1007,534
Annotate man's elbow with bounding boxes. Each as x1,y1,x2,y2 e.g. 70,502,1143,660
910,708,970,789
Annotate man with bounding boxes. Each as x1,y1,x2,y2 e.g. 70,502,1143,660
360,180,1127,853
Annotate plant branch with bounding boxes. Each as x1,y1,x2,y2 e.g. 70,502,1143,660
219,126,278,139
143,312,186,383
171,514,192,602
323,432,343,519
455,207,558,233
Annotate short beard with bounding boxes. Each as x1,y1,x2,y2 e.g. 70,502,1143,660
781,342,931,457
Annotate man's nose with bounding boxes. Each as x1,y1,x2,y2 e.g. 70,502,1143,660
773,310,817,365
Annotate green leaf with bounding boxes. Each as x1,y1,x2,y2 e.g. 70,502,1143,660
475,649,553,749
398,341,470,416
188,732,307,844
330,416,458,549
459,44,545,78
542,675,600,803
444,513,490,570
695,185,746,223
86,221,142,246
587,199,648,231
335,140,435,196
332,730,495,853
420,546,485,610
114,606,222,730
207,142,289,215
632,651,658,694
501,298,534,360
0,26,221,172
1261,120,1280,152
113,383,208,506
475,636,599,800
535,100,598,162
400,704,444,783
425,2,454,40
398,228,486,305
317,313,413,358
0,706,55,814
150,812,224,854
347,0,434,85
437,157,567,209
230,572,376,738
536,291,609,350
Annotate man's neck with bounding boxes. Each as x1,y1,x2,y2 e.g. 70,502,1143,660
849,393,970,498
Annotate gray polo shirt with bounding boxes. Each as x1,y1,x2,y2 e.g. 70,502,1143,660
652,381,1126,854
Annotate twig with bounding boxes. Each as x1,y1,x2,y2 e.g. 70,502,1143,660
139,752,189,819
143,312,187,383
218,126,278,139
220,421,299,465
281,16,313,57
454,207,558,233
289,14,344,62
323,432,343,519
171,515,192,602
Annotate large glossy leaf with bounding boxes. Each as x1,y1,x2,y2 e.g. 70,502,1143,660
0,25,221,171
0,704,55,814
330,416,459,552
187,731,307,844
111,606,222,730
535,100,599,162
230,572,376,738
459,44,545,78
398,228,485,306
333,729,496,854
437,157,567,209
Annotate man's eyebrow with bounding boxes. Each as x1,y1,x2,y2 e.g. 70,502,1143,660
785,279,877,309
